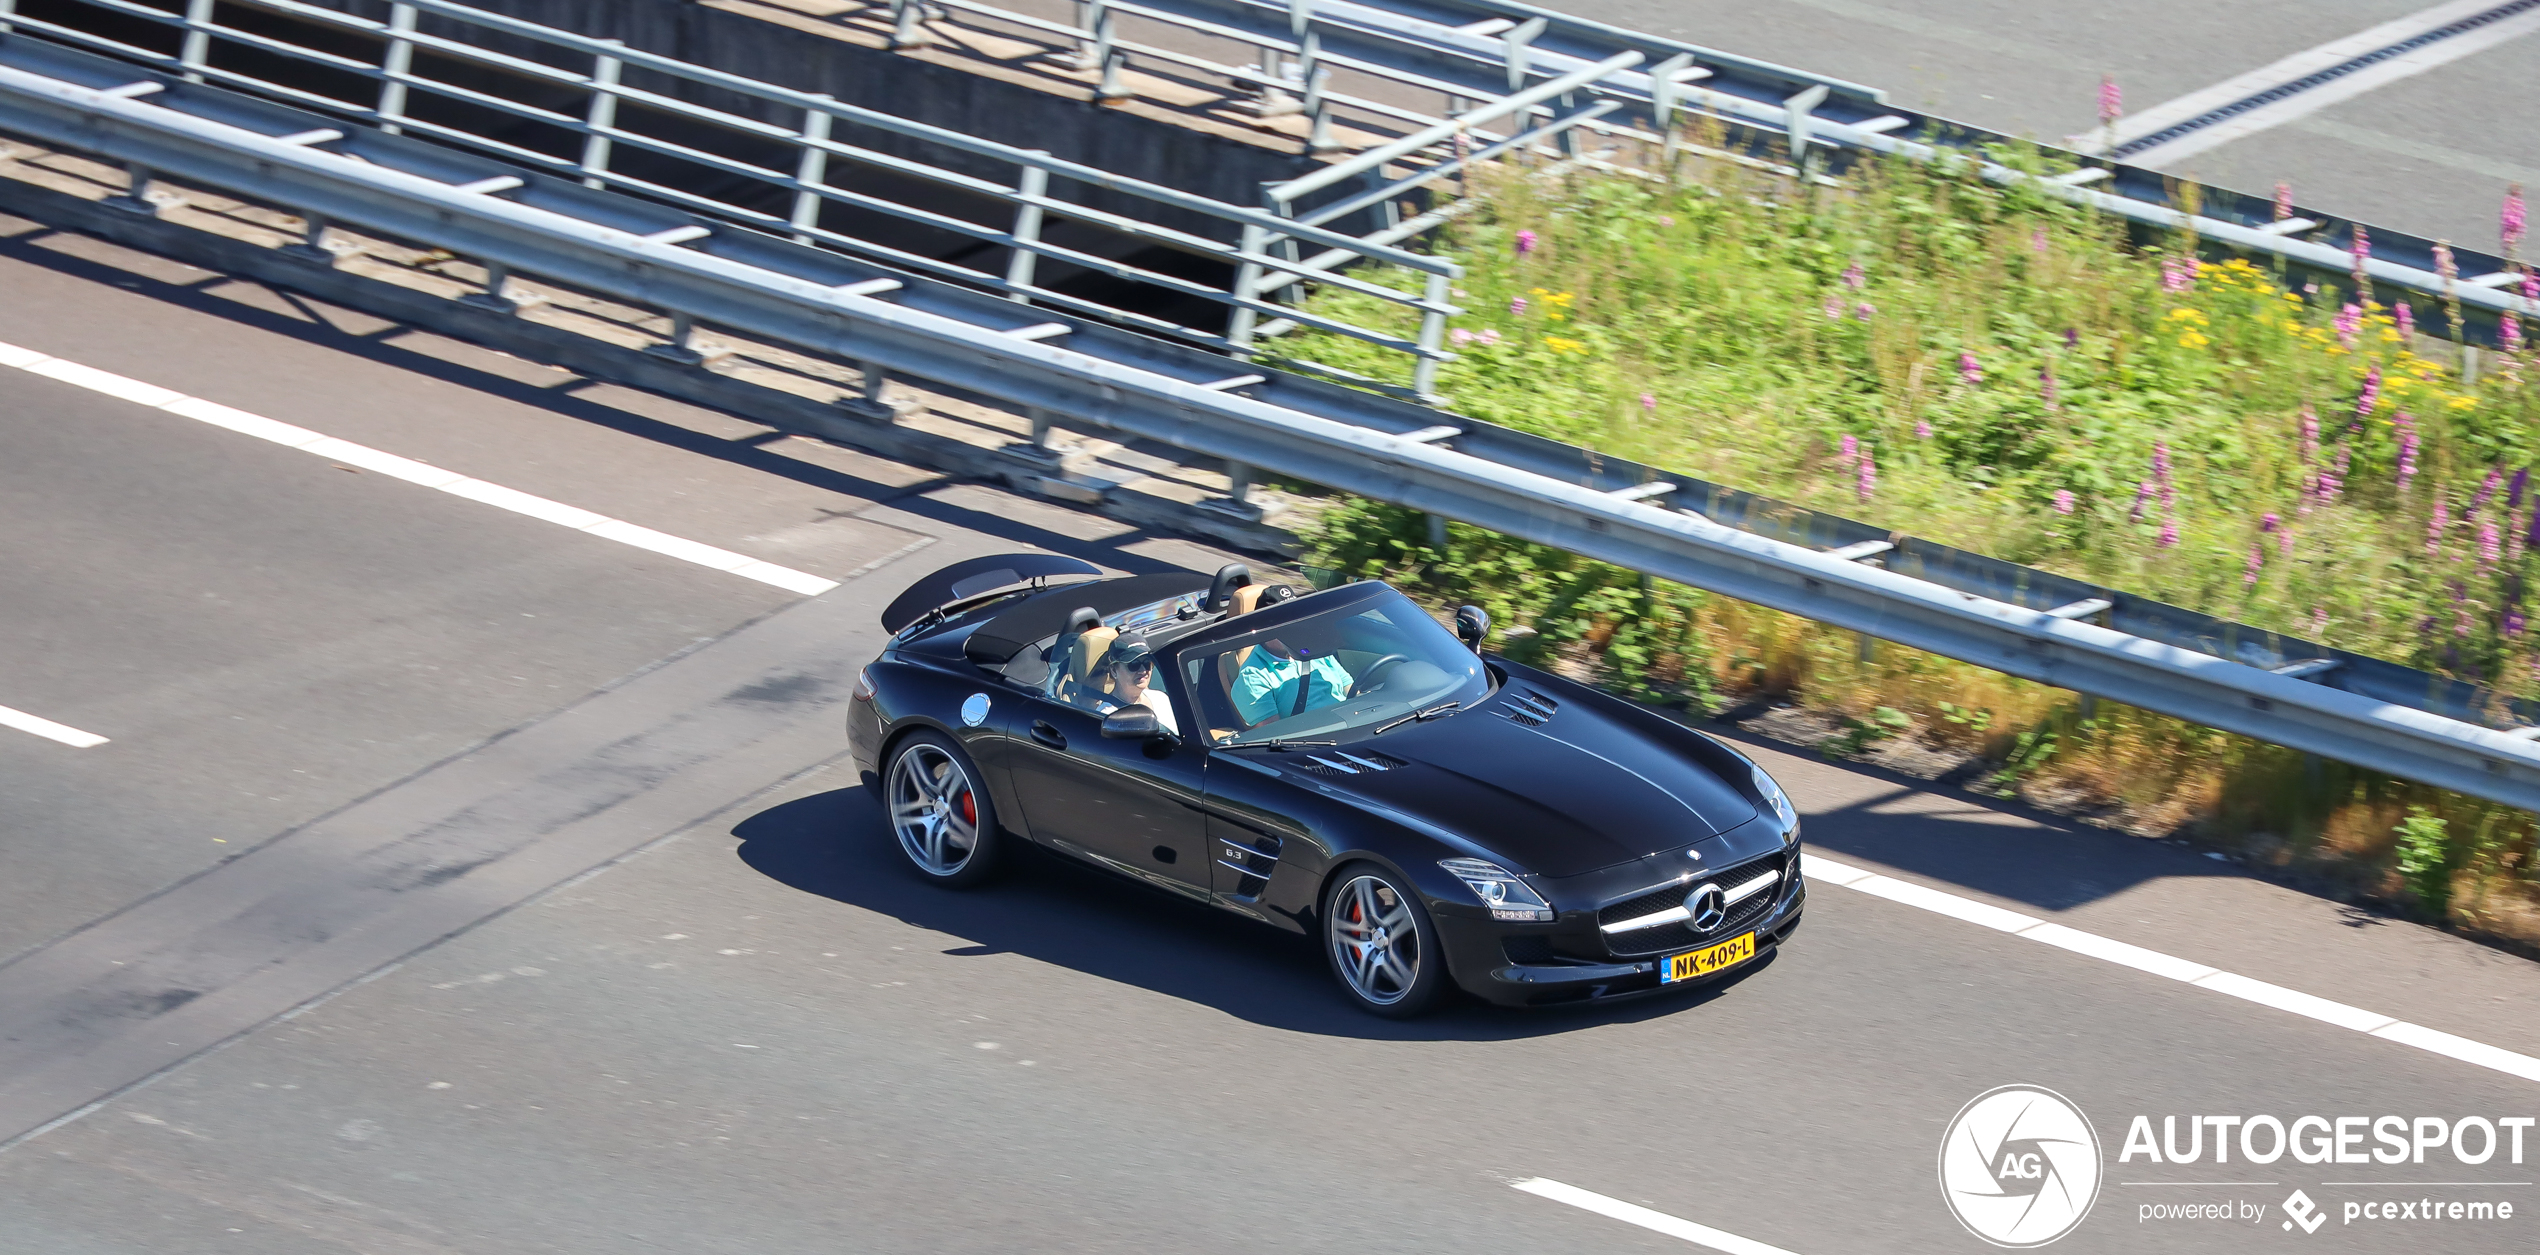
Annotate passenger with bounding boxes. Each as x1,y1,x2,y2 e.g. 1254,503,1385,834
1093,639,1179,737
1230,637,1352,726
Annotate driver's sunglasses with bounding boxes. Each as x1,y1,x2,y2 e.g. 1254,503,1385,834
1120,661,1153,675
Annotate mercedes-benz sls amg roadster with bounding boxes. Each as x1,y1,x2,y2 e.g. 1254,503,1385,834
846,554,1805,1016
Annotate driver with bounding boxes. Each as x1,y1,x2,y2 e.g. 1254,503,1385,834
1093,639,1179,737
1231,637,1353,726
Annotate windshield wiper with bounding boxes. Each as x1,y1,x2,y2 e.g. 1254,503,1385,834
1248,737,1339,751
1374,701,1462,735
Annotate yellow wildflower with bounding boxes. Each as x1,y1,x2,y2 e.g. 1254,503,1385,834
1544,336,1586,354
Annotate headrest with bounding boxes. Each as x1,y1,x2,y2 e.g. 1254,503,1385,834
1067,626,1119,682
1227,584,1266,616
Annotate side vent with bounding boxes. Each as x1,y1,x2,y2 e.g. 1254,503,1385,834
1216,833,1284,900
1497,688,1558,726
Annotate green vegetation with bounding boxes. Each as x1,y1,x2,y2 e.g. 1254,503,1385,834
1287,146,2540,946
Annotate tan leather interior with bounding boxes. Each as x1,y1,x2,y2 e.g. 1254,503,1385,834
1062,626,1119,703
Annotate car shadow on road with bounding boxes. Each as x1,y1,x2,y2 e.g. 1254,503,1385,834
732,786,1771,1042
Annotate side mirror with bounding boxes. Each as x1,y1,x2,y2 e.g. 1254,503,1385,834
1101,707,1162,739
1454,605,1490,652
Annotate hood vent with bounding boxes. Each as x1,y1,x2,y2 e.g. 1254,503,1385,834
1497,688,1559,727
1301,750,1409,776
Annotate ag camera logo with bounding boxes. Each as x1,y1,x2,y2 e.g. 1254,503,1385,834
1940,1085,2103,1247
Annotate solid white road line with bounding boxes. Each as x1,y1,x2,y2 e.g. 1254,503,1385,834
0,341,841,598
1800,852,2540,1086
0,704,109,748
1513,1178,1803,1255
2101,0,2540,164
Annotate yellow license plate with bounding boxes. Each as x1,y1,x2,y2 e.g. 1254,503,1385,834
1661,931,1755,983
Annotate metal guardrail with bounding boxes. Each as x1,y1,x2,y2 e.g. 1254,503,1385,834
0,0,1661,395
6,37,2540,812
817,0,2537,327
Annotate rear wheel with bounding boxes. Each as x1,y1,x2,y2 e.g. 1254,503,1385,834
884,731,1000,886
1321,864,1446,1017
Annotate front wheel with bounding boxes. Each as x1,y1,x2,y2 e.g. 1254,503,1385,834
883,730,1000,886
1321,864,1446,1017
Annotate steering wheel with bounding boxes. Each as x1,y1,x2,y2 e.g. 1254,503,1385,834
1349,654,1411,698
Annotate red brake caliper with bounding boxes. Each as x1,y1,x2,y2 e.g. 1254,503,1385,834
958,790,976,826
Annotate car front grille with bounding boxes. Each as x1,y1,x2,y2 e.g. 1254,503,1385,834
1596,850,1788,957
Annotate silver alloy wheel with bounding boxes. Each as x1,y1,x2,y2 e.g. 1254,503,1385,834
888,741,979,876
1327,874,1421,1006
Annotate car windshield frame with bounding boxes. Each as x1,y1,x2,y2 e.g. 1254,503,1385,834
1168,584,1490,748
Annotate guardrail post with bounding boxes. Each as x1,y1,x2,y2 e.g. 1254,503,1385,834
644,311,704,365
377,3,416,136
1093,5,1127,101
1005,153,1050,301
0,0,15,35
1305,68,1336,153
280,212,332,265
581,41,623,191
790,97,834,244
1783,84,1827,178
458,261,517,314
1649,52,1692,170
1412,270,1448,403
103,163,163,216
180,0,214,85
1502,16,1546,92
839,361,917,422
1227,221,1266,356
890,0,934,48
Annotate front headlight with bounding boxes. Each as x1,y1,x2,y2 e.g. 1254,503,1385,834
1438,858,1554,921
1752,764,1799,841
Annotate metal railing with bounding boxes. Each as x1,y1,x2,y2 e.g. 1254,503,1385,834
7,37,2540,812
803,0,2536,325
0,0,1718,395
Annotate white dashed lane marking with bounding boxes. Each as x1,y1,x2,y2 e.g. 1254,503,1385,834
1514,1178,1802,1255
0,339,840,597
1800,853,2540,1087
0,703,109,748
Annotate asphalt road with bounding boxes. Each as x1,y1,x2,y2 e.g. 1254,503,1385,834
2,215,2538,1253
1525,0,2536,251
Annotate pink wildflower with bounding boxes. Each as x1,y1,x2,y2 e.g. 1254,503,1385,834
2437,241,2458,286
1640,393,1656,412
2158,518,2179,548
2351,224,2372,288
2397,431,2419,492
1958,351,1982,385
2506,185,2527,257
2310,606,2328,633
1916,418,1933,439
2273,182,2293,222
2395,301,2415,338
2161,258,2196,293
2244,544,2263,586
2129,480,2154,522
2053,490,2075,515
2031,227,2049,254
2277,528,2294,559
1823,293,1844,320
2355,363,2381,420
1856,450,1877,503
1841,261,1865,289
2525,272,2539,304
2429,496,2449,556
2152,442,2172,484
1450,328,1475,346
1840,433,1858,463
1514,229,1538,256
2260,512,2280,532
2504,313,2524,356
1855,302,1876,321
2298,406,2318,462
1477,328,1500,345
2509,608,2529,637
2335,303,2361,347
2097,74,2122,126
1655,215,1675,228
1511,296,1528,316
2482,520,2503,570
2471,466,2504,516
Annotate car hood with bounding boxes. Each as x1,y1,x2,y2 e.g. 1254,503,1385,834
1275,692,1758,877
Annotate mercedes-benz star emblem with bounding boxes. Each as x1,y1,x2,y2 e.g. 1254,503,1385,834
1687,883,1727,932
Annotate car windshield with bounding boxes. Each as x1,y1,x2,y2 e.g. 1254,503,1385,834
1180,586,1488,746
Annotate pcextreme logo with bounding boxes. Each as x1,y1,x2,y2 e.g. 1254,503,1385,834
1939,1085,2105,1248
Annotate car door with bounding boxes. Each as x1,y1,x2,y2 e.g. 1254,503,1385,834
1004,682,1210,900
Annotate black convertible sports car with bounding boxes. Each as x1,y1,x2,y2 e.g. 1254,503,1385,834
846,554,1805,1016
